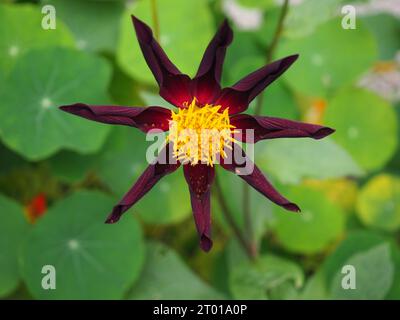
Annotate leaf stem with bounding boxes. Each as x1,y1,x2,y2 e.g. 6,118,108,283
254,0,290,115
150,0,160,41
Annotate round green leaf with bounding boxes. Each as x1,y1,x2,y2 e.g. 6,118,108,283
42,0,124,52
128,241,224,299
330,242,394,299
212,169,274,246
325,87,398,171
48,150,97,183
257,138,364,184
135,170,191,225
0,194,28,297
117,0,214,84
277,18,377,97
229,254,304,299
0,3,74,75
0,47,112,160
322,231,400,299
97,126,190,225
356,174,400,232
273,185,345,254
21,191,145,299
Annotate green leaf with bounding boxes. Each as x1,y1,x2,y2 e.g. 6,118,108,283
0,47,112,160
299,270,330,300
97,127,149,196
325,87,398,171
284,0,342,39
0,3,74,75
361,14,400,60
128,242,224,299
0,194,28,297
117,0,214,84
331,243,394,299
322,231,400,299
21,191,145,299
48,150,97,183
42,0,124,52
229,254,304,299
273,185,345,254
212,169,274,246
257,138,364,184
277,18,377,97
135,171,191,225
356,174,400,232
97,126,190,225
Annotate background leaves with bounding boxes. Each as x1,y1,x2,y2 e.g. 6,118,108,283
0,0,399,301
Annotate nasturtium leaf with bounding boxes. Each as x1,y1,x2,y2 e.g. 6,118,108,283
322,231,400,299
0,47,112,161
361,14,400,60
325,87,398,171
259,81,300,120
330,243,394,300
42,0,124,52
117,0,214,84
273,185,345,254
135,171,191,225
0,194,28,297
257,138,364,185
48,150,97,183
0,143,28,176
128,242,224,299
97,126,190,225
356,174,400,232
229,254,304,299
223,31,261,86
284,0,341,39
0,3,74,75
97,126,149,196
299,270,330,300
277,18,377,97
21,191,145,299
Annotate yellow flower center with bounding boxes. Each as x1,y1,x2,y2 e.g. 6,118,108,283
168,98,237,166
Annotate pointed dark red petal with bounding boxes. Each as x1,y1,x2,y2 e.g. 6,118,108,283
191,19,233,105
131,15,192,107
59,103,171,132
231,114,335,142
183,164,215,252
216,55,299,114
220,144,300,212
105,145,180,224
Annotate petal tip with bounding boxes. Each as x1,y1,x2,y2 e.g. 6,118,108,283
105,209,121,224
314,127,335,139
283,203,301,213
200,234,213,252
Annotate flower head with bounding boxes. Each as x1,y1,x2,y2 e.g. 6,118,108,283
60,16,334,252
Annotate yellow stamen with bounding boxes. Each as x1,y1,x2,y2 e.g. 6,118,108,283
168,98,237,166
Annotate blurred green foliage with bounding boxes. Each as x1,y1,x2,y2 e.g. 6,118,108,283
0,0,399,300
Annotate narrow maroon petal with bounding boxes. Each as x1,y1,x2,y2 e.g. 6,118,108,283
231,114,335,143
131,15,192,107
220,144,300,212
105,145,180,224
59,103,172,132
183,164,215,252
191,19,233,105
215,55,299,114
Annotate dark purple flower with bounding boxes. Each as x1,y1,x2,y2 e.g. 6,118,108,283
60,16,334,252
